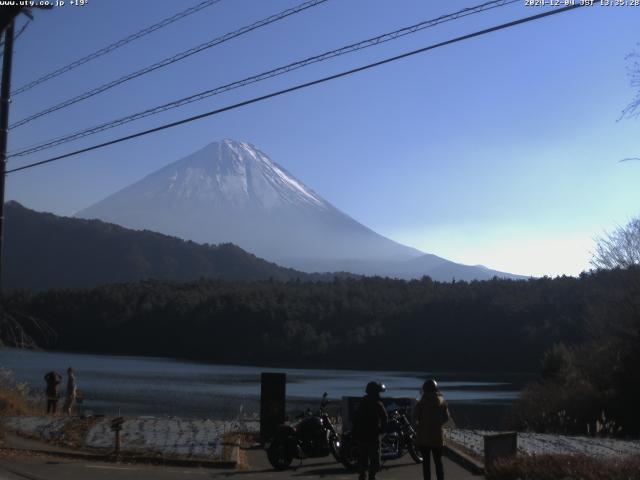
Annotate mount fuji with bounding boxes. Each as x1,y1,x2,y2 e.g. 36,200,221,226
76,139,521,281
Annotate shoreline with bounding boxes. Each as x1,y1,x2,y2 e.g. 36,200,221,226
1,348,528,430
0,346,538,377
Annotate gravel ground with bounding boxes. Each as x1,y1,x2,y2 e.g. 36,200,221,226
445,429,640,459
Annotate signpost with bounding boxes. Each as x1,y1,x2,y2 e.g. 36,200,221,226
111,417,124,454
260,372,286,444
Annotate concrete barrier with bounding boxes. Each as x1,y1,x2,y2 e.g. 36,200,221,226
443,442,485,475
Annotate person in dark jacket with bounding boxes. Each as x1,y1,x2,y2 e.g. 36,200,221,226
44,371,62,414
413,379,450,480
353,381,388,480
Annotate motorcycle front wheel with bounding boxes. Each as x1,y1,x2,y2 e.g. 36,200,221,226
266,440,293,470
340,442,360,470
329,435,341,462
408,443,423,463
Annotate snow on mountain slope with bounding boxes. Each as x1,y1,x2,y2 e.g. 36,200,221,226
76,139,422,264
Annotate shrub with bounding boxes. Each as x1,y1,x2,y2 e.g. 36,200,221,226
508,377,617,435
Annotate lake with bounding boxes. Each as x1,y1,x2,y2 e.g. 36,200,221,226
0,348,531,429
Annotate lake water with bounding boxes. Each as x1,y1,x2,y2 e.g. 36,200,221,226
0,348,530,428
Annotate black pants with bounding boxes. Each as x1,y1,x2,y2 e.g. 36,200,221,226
47,398,58,414
358,438,381,478
419,446,444,480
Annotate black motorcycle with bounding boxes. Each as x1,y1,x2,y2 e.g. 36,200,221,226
266,392,341,470
339,407,423,469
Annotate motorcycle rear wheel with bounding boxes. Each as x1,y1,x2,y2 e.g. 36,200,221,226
267,440,293,470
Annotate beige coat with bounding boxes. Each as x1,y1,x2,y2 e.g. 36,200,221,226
413,392,449,447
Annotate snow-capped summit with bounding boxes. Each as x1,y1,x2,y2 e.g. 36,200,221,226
163,139,327,210
76,140,423,265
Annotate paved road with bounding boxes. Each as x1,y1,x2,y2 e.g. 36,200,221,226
0,449,480,480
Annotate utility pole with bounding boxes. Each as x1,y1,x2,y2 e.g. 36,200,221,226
0,21,14,294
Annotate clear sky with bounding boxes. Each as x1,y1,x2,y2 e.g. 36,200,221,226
4,0,640,277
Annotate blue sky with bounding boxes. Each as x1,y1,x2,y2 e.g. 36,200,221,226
5,0,640,277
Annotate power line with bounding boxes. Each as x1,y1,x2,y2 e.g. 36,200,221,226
9,0,519,159
0,20,29,48
9,0,330,129
10,0,224,96
0,20,30,62
15,21,29,40
6,3,585,175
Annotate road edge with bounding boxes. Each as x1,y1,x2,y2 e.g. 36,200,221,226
444,443,485,475
0,446,238,469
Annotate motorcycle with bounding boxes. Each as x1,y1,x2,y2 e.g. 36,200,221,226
266,392,341,470
339,407,423,469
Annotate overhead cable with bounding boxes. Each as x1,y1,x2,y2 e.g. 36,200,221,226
9,0,518,158
9,0,330,129
6,3,585,175
11,0,224,96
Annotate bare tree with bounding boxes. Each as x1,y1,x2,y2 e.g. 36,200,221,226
591,217,640,270
606,49,640,269
621,47,640,120
0,301,56,349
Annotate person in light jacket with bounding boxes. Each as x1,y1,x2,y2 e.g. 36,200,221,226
413,379,450,480
63,367,77,414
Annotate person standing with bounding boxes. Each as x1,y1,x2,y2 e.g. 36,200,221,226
413,379,450,480
44,371,62,414
63,367,77,415
352,381,388,480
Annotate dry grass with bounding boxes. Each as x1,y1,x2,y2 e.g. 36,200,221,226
0,447,53,460
57,416,100,449
0,368,41,416
0,368,42,443
487,453,640,480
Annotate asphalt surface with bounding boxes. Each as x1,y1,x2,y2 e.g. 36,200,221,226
0,448,481,480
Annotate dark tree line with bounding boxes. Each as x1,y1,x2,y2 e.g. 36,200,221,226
3,267,639,434
0,272,619,372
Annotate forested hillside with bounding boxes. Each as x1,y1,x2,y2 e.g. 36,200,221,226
2,272,608,372
3,201,328,290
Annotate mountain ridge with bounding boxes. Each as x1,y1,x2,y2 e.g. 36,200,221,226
75,139,524,281
2,201,340,291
